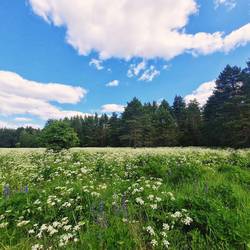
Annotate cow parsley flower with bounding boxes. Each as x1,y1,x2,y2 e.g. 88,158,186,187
150,204,158,210
148,194,154,200
182,216,193,225
146,226,155,236
151,239,158,247
163,223,170,231
163,239,170,248
31,244,43,250
17,220,30,227
171,211,182,218
0,222,8,228
135,197,144,205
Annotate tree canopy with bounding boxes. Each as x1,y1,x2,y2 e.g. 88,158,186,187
0,59,249,149
41,120,79,151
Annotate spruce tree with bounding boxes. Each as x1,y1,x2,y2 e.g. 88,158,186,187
120,97,144,147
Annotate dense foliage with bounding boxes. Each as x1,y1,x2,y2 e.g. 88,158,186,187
0,148,249,249
41,120,79,151
0,60,249,148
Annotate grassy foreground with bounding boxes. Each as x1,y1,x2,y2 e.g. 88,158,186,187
0,148,250,250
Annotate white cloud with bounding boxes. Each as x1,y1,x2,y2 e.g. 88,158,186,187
101,104,125,113
29,0,250,60
185,80,216,106
223,24,250,52
0,71,89,121
89,58,104,70
214,0,237,10
0,120,42,129
15,117,32,122
0,90,90,120
127,61,146,78
0,71,86,104
139,66,160,82
106,80,119,87
128,61,160,81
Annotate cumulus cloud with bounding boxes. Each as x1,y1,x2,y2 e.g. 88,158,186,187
185,80,216,106
0,71,89,121
214,0,237,10
139,66,160,82
29,0,250,60
0,71,86,104
89,58,104,70
101,104,125,113
106,80,119,87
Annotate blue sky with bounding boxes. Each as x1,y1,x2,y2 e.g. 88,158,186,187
0,0,249,128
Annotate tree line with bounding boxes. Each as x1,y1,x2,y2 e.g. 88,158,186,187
0,60,249,148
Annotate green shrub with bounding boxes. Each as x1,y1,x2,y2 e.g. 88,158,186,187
41,120,79,151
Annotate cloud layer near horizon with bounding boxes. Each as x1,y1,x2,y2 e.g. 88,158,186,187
0,71,88,121
29,0,250,60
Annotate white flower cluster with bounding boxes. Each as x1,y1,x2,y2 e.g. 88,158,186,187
0,149,198,249
170,209,193,226
31,244,43,250
0,214,8,229
144,223,171,248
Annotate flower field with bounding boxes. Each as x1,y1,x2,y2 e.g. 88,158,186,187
0,148,250,249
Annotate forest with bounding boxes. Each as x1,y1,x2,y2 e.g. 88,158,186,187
1,60,250,148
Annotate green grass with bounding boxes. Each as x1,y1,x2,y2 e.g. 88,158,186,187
0,148,250,249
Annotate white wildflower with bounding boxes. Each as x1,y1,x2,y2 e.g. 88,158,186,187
171,211,182,218
151,239,158,247
28,229,35,234
182,216,193,225
135,197,144,205
0,222,8,228
148,194,154,201
150,204,158,210
17,220,30,227
163,239,170,248
163,223,170,231
146,226,155,236
31,244,43,250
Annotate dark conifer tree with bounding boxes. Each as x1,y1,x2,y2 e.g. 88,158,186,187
108,113,121,147
120,97,144,147
203,65,242,146
153,100,177,146
172,96,187,145
185,100,202,146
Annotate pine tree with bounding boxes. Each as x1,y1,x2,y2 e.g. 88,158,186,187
97,114,109,147
232,61,250,147
141,102,155,147
120,98,144,147
153,100,177,146
108,113,121,147
203,65,242,146
185,100,202,146
172,96,187,145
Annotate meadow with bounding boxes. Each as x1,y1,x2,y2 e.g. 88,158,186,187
0,148,250,250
